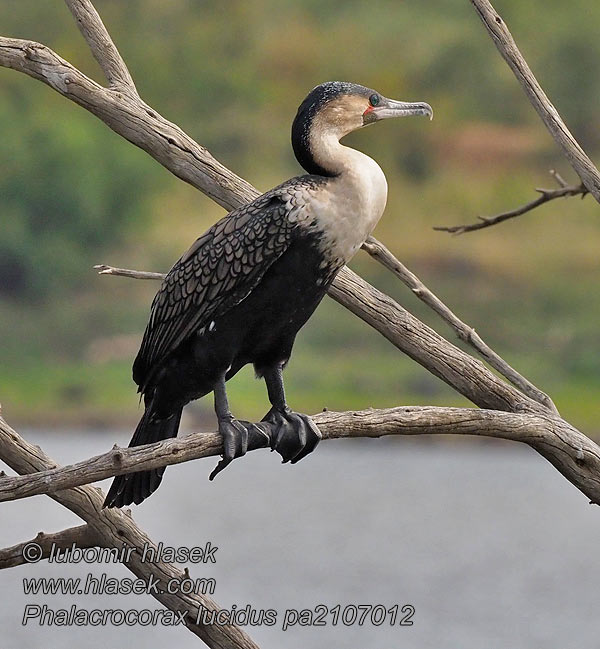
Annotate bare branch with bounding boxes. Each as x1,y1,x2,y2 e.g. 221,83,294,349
470,0,600,202
0,524,100,569
434,183,587,234
0,415,261,649
361,237,558,413
2,406,600,506
63,0,137,94
330,266,539,411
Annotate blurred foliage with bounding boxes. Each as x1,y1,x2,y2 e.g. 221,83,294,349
0,0,599,433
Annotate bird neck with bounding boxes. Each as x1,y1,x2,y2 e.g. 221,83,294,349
293,118,371,178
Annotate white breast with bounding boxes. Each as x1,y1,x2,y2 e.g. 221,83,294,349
306,147,388,265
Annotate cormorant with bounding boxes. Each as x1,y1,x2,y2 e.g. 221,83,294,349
104,81,432,508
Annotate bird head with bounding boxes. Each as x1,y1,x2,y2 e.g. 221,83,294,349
292,81,432,175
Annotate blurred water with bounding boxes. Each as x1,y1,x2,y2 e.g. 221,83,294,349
2,429,600,649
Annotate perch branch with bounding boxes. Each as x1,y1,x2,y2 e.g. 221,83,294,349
470,0,600,202
0,524,100,569
0,415,261,649
361,236,558,412
2,406,600,507
434,182,587,234
63,0,137,94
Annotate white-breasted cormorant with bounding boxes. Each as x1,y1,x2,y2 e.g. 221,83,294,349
104,81,432,508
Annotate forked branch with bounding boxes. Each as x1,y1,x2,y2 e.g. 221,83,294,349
64,0,138,94
0,414,261,649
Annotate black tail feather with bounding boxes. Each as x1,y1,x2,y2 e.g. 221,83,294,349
103,406,183,508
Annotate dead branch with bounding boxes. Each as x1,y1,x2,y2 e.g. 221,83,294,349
0,415,261,649
2,407,600,505
361,236,558,412
470,0,600,202
0,524,100,569
330,266,537,412
434,182,587,234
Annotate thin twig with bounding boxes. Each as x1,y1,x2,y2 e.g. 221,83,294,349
94,264,166,280
434,183,586,234
362,237,559,413
470,0,600,202
549,169,569,188
0,524,100,569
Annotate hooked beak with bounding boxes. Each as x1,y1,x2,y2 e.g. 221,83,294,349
364,98,433,124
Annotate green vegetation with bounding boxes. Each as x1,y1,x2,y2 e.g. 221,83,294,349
0,1,599,435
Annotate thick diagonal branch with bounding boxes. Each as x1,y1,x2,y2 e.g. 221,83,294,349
0,37,256,210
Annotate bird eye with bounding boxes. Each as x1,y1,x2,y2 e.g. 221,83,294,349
369,94,380,107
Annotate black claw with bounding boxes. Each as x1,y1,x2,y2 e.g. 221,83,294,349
209,419,271,481
290,414,321,463
261,408,321,464
210,418,247,480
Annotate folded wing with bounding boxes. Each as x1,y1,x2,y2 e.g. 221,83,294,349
133,188,304,391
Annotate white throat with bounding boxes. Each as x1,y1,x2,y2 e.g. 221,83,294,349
306,129,388,266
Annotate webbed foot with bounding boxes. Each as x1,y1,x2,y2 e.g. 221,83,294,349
262,407,322,464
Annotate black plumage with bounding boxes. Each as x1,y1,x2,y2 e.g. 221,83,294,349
104,178,330,507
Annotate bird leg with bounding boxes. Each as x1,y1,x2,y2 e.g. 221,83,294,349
262,364,322,463
210,372,269,480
